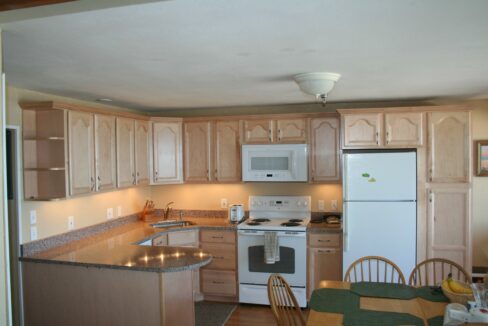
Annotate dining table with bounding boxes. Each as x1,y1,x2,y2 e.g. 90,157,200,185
307,280,450,326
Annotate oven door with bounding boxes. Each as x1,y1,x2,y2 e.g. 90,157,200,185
237,230,307,287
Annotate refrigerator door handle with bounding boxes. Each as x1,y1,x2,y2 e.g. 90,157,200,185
343,203,349,252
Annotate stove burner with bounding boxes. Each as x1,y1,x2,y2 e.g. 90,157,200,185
252,218,270,223
288,219,303,223
246,221,262,226
281,222,301,227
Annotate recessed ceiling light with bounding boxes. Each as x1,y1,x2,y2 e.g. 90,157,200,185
96,98,113,102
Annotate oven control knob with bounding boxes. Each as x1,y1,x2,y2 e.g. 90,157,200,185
296,201,302,207
303,201,308,206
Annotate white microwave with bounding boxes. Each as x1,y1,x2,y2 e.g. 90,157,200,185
242,144,308,182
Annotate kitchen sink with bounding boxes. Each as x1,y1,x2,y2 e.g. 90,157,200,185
150,220,195,228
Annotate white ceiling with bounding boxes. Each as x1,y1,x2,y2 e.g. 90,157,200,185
3,0,488,111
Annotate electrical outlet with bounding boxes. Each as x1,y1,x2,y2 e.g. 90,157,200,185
30,226,38,240
30,210,37,225
107,208,114,220
221,198,228,209
68,216,75,230
318,200,325,211
116,206,122,217
331,199,338,211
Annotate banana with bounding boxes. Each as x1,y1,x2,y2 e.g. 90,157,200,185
447,273,472,294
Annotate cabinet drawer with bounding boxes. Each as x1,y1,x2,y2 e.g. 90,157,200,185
168,230,198,246
200,230,236,244
152,234,168,246
309,233,341,248
201,270,236,297
200,243,236,270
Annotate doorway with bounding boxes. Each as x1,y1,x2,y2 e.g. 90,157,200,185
6,127,23,326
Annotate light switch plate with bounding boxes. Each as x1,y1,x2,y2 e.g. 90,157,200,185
331,200,338,211
30,210,37,225
116,206,122,217
318,200,325,211
68,216,75,230
221,198,228,209
107,208,114,220
30,226,38,240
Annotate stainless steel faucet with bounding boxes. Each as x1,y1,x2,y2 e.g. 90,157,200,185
163,201,174,220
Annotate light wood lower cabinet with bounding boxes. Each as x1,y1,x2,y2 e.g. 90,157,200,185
427,186,471,271
200,230,237,301
201,270,237,297
308,232,342,299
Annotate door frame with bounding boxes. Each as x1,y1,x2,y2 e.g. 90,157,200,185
5,124,24,326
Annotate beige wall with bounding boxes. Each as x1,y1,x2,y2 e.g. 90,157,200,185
7,86,152,242
151,183,342,212
471,102,488,267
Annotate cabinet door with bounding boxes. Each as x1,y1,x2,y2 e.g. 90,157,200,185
116,118,136,188
242,119,274,143
94,115,116,191
68,111,95,195
276,118,307,143
214,121,241,182
342,113,382,147
428,186,471,271
184,122,211,182
153,122,183,184
385,112,423,147
428,111,470,183
308,248,342,296
134,120,150,185
310,118,340,182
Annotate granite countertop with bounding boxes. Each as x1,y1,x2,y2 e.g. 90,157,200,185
21,217,236,273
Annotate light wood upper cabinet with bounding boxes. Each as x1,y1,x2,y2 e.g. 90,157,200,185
184,122,211,182
68,111,95,196
214,121,241,182
384,112,423,147
152,122,183,184
135,120,150,185
342,113,382,147
276,118,307,143
116,117,136,188
428,186,471,271
243,119,274,143
94,115,116,192
309,117,341,182
428,111,470,183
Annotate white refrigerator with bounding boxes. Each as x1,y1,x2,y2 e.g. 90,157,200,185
343,151,417,279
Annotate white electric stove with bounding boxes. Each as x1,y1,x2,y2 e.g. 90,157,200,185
237,195,311,307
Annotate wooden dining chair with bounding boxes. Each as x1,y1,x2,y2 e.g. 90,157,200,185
344,256,406,284
408,258,471,287
267,274,306,326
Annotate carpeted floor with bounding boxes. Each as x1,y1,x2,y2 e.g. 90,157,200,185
195,301,237,326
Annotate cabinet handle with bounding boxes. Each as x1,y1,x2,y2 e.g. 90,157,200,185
429,168,433,182
317,249,334,253
155,171,158,176
212,281,225,284
132,173,136,185
90,177,95,191
211,236,224,239
376,131,379,145
268,129,272,142
206,169,210,180
318,239,331,243
278,129,281,141
215,169,218,180
386,131,390,144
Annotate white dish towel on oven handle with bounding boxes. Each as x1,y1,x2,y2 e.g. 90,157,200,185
264,232,280,264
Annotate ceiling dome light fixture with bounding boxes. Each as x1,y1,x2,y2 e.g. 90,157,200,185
294,72,341,105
